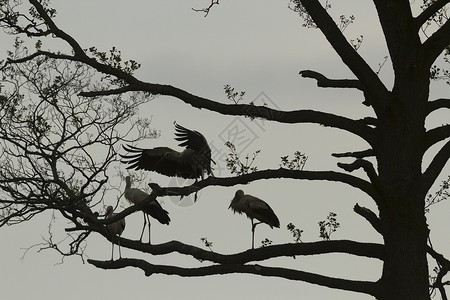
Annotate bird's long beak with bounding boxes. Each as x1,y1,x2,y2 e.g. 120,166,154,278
228,197,234,209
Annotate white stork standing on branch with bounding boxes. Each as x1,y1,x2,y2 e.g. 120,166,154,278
120,122,215,181
229,190,280,249
124,176,170,243
105,206,126,261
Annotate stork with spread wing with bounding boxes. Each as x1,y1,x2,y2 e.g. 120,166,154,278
121,123,214,180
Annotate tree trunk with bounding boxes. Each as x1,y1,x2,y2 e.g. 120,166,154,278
378,194,429,300
376,72,430,299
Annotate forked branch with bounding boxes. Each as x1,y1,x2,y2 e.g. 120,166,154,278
299,0,390,115
192,0,219,17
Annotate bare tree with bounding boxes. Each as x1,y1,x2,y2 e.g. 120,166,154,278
0,37,157,258
1,1,450,299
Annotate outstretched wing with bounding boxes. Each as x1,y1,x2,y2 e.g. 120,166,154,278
120,145,183,177
174,123,214,174
174,123,209,152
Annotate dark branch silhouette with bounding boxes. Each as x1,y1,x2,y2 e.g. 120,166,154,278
0,1,449,299
299,0,390,115
427,98,450,114
414,0,450,30
299,70,363,90
192,0,219,17
332,149,375,159
87,258,380,297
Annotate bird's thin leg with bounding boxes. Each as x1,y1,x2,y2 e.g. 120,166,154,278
251,221,262,249
118,236,122,259
110,237,115,261
139,212,147,242
147,214,152,244
251,219,255,249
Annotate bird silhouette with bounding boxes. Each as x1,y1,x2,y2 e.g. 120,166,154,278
124,176,170,243
121,122,214,180
105,205,126,260
229,190,280,249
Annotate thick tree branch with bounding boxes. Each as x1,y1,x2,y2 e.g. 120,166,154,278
145,168,379,204
353,204,383,235
87,258,380,297
78,85,137,97
299,70,374,107
80,82,376,145
422,18,450,67
299,0,390,115
425,124,450,150
423,139,450,192
414,0,450,30
299,70,363,89
336,159,381,194
332,149,375,159
116,87,377,144
29,0,84,57
80,226,385,263
427,98,450,114
372,1,421,71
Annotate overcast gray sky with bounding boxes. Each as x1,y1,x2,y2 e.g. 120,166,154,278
1,1,449,299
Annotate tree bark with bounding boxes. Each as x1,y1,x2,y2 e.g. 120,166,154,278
376,69,430,299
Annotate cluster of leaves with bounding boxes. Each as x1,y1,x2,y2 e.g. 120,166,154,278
318,212,340,241
420,0,449,32
261,238,273,247
289,1,362,52
224,141,260,175
28,0,56,20
288,0,330,28
87,46,141,83
200,237,213,251
224,84,245,104
430,47,450,84
338,14,355,32
280,151,308,170
425,175,450,213
350,35,364,51
0,0,54,36
418,1,450,84
287,222,303,243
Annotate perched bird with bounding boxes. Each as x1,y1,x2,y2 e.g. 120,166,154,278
105,205,126,261
124,176,170,243
229,190,280,249
121,122,214,180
